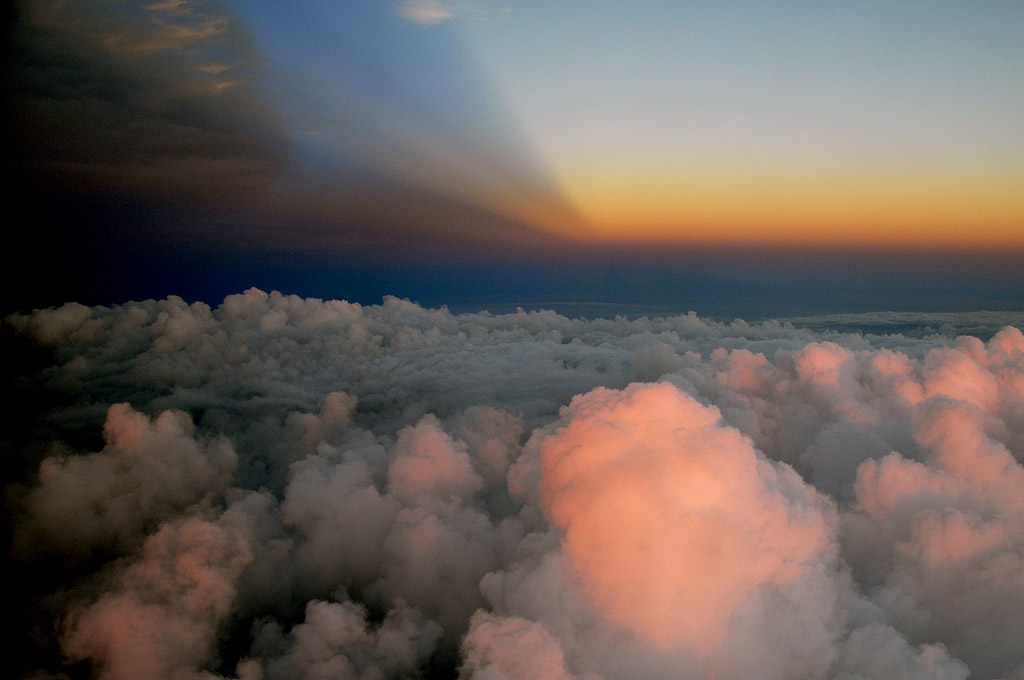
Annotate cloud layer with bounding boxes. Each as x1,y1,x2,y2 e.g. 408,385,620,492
5,290,1024,678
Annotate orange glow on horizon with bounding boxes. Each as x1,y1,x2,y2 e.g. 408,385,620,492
536,155,1024,250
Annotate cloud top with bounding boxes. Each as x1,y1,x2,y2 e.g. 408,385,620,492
539,383,835,659
4,291,1023,679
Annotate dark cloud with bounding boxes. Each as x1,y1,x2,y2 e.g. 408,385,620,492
4,0,290,312
9,0,288,203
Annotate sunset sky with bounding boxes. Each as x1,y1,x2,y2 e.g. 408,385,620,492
7,0,1024,311
455,1,1024,247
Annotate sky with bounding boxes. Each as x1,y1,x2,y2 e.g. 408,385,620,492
5,0,1024,313
457,1,1024,247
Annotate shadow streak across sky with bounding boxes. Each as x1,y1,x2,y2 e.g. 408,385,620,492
4,0,587,311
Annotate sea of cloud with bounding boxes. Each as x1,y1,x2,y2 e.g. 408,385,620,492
5,289,1024,679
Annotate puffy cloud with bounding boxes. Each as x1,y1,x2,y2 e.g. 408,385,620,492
5,292,1024,678
830,623,968,680
388,414,484,505
281,453,398,596
538,382,837,672
17,403,236,556
257,598,441,680
460,611,574,680
62,493,268,680
846,398,1024,678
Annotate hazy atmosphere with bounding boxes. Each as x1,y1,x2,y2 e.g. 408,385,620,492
5,2,1024,679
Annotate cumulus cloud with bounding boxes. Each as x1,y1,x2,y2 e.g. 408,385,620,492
4,291,1024,678
16,403,237,557
62,493,268,680
255,598,441,680
846,397,1024,678
538,382,835,661
460,611,574,680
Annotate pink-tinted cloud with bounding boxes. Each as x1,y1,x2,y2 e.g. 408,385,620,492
62,494,267,680
538,383,835,659
460,611,574,680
